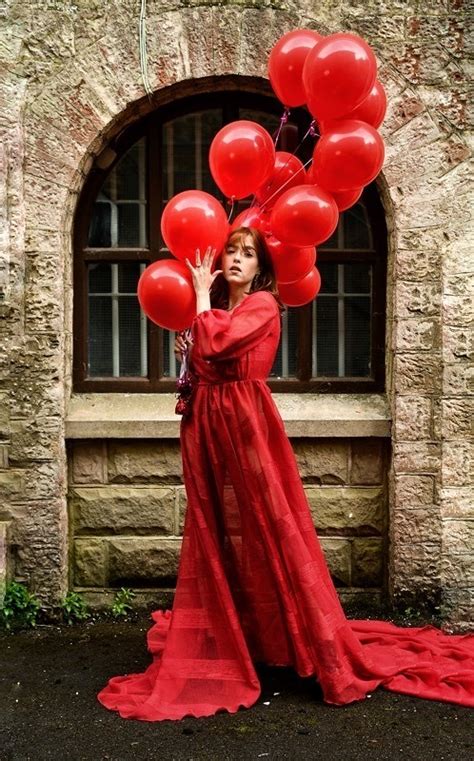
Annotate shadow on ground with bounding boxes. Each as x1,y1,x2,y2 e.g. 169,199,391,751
0,612,472,761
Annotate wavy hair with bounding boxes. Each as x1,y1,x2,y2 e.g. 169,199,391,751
209,226,286,314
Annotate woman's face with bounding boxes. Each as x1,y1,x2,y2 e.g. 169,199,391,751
222,233,260,287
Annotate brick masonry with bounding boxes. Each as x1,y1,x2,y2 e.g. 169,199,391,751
0,1,472,628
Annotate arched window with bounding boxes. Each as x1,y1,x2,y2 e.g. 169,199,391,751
73,86,386,393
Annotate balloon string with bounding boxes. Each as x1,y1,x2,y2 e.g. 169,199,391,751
226,196,235,222
259,156,314,212
273,107,290,148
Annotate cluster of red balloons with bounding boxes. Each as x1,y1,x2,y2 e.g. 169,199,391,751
138,28,386,328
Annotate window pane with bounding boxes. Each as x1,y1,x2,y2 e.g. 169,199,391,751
318,262,338,294
88,138,147,248
162,329,179,378
88,296,113,376
343,203,371,249
344,262,371,293
87,263,147,378
270,308,298,378
314,297,338,376
119,296,143,376
345,296,371,376
240,109,280,137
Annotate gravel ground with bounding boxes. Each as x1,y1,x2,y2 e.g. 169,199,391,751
0,613,472,761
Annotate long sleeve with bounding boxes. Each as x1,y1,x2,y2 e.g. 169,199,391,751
191,291,279,361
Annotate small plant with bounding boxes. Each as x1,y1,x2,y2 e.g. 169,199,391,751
61,591,90,625
0,581,41,630
111,587,136,618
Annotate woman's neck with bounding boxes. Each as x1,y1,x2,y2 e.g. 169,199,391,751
227,286,249,311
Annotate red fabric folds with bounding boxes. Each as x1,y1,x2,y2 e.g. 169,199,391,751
97,291,474,721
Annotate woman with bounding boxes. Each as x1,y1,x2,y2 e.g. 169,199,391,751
97,227,474,721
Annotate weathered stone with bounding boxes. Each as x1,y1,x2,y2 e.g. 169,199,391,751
350,439,385,485
442,520,474,556
392,507,442,545
394,354,443,394
441,554,474,587
439,487,474,520
394,396,432,441
292,439,348,484
71,486,175,535
108,538,182,585
73,538,107,587
307,487,384,534
442,441,474,487
108,441,182,483
319,539,351,587
440,399,474,439
393,441,441,473
70,440,106,484
352,538,383,587
394,474,435,508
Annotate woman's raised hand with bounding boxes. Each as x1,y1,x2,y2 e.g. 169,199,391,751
185,246,223,294
174,331,193,363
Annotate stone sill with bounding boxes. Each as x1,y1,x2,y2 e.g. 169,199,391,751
65,393,391,439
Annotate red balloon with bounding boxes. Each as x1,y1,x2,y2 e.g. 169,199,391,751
345,80,387,129
270,184,339,247
256,151,306,210
268,29,323,107
209,120,275,199
267,237,316,284
230,206,271,234
161,190,229,263
313,120,385,192
278,267,321,307
137,259,196,331
303,33,377,122
331,187,363,211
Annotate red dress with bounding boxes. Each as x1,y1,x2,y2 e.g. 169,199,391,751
97,290,474,720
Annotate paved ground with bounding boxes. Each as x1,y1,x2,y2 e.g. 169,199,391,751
0,614,472,761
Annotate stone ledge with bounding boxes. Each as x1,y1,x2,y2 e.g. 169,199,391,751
65,393,391,439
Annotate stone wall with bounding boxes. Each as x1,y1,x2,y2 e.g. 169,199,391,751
68,437,389,610
0,0,472,628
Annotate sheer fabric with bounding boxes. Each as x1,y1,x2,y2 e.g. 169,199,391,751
97,291,474,721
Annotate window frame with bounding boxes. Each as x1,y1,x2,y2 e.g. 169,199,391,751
73,87,387,394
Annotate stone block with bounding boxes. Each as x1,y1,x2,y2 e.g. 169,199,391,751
439,486,473,519
441,554,474,587
9,417,62,465
306,487,384,534
442,441,474,486
70,440,106,484
393,442,441,474
440,399,474,439
0,470,24,500
352,538,383,587
292,439,348,484
443,362,474,395
394,395,432,441
108,441,182,483
395,282,441,320
390,542,441,585
350,439,385,485
177,487,187,535
71,486,175,535
442,326,473,364
394,354,442,394
394,474,435,508
319,538,351,587
443,293,474,327
0,445,8,468
392,507,442,545
73,539,107,587
108,538,182,586
442,520,474,555
395,318,439,352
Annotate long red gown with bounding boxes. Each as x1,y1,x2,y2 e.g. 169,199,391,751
97,290,474,720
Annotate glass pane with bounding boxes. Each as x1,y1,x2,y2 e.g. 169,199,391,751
318,262,338,294
162,110,221,203
119,296,143,376
343,203,371,249
162,329,179,378
88,138,147,248
240,109,280,138
270,307,297,378
344,262,371,293
88,296,113,376
315,297,338,376
118,262,142,293
319,222,340,250
89,263,111,293
345,296,371,376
